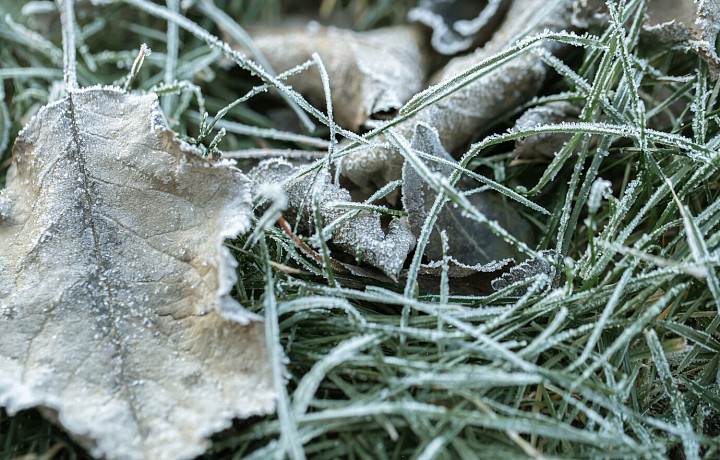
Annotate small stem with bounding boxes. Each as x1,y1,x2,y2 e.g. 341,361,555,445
57,0,77,90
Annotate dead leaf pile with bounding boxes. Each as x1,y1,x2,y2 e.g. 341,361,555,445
0,88,274,460
4,0,715,456
341,0,575,191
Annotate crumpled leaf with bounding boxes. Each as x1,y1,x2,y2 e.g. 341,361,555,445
574,0,720,78
0,88,275,460
249,159,415,280
342,0,574,192
240,24,430,131
514,101,580,160
402,123,533,265
408,0,511,55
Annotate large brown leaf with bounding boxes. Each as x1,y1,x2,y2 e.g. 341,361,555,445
0,88,274,460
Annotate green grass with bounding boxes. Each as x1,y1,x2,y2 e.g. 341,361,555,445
2,0,720,459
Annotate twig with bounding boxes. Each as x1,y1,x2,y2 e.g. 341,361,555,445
57,0,77,90
277,216,349,274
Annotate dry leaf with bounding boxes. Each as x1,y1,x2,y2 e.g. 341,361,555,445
408,0,511,55
402,123,534,265
342,0,574,191
644,0,720,78
249,159,415,280
491,249,556,296
241,24,430,131
0,88,275,460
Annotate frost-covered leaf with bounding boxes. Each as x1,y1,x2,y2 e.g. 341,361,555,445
514,101,580,160
402,123,533,265
0,88,275,460
249,159,415,280
491,249,556,296
238,24,429,130
342,0,574,190
408,0,511,55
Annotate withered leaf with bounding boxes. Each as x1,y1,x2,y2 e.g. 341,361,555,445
249,159,415,281
491,249,556,296
241,24,430,131
0,88,275,460
342,0,574,191
643,0,720,78
402,123,534,265
408,0,511,55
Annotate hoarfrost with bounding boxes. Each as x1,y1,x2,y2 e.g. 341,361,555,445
408,0,511,55
587,178,612,214
574,0,720,78
491,250,556,296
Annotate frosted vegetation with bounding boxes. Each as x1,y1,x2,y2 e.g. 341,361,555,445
1,0,720,459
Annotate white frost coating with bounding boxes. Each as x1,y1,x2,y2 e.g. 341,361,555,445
0,88,275,460
575,0,720,78
491,250,556,296
419,257,512,277
587,178,612,214
0,191,11,219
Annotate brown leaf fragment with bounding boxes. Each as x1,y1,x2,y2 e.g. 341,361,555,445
342,0,574,191
249,159,415,280
408,0,511,55
0,88,275,460
402,123,534,265
514,101,580,160
240,24,430,131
